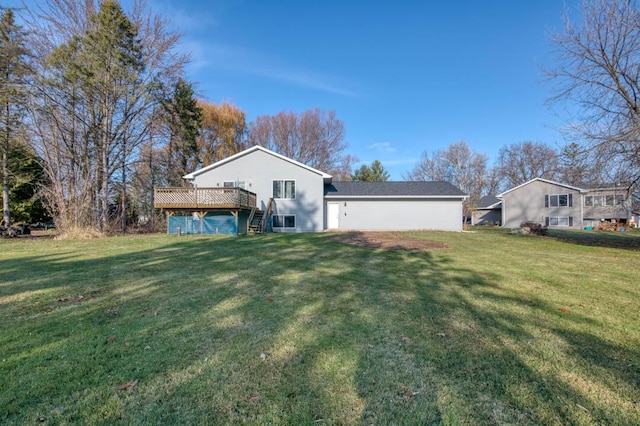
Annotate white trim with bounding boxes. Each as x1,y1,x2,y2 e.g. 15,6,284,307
548,216,571,227
273,179,296,200
183,145,332,180
497,178,585,197
327,202,340,229
547,193,570,207
324,195,468,199
272,214,296,229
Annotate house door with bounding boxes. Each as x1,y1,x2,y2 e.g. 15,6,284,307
327,202,340,229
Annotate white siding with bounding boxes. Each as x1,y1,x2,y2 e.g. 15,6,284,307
324,198,463,231
192,149,325,232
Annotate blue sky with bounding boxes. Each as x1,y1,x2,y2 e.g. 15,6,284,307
8,0,575,179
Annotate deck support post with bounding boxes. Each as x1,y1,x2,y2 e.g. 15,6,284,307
196,211,207,234
231,211,238,235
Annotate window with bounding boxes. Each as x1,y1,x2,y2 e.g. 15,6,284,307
545,194,573,207
545,216,573,227
585,196,593,206
593,196,603,207
605,195,614,206
223,181,245,189
272,214,295,228
615,194,624,205
273,180,295,199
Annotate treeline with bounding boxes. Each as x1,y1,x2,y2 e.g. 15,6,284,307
3,0,639,236
0,1,355,236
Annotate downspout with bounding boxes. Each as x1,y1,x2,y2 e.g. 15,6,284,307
580,191,584,229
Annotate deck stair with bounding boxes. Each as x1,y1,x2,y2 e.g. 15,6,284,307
248,208,265,233
247,198,274,234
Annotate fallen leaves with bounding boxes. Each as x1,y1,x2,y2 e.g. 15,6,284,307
259,353,267,361
106,335,116,344
576,404,589,412
116,379,138,391
399,385,419,397
105,307,118,316
266,296,274,303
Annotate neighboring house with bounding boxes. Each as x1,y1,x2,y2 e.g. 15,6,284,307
496,178,634,229
582,184,632,228
154,146,468,234
471,195,502,226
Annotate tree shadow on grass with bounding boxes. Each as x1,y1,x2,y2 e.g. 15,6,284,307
0,233,638,425
546,228,640,250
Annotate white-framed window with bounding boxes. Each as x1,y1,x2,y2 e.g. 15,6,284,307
273,180,295,199
545,216,573,227
545,194,572,207
585,195,593,206
615,194,624,205
272,214,295,228
223,181,245,189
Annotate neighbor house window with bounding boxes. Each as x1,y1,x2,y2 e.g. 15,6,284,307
545,216,573,227
615,194,624,205
273,180,295,199
545,194,573,207
593,196,603,207
272,215,295,228
585,196,593,206
606,195,614,206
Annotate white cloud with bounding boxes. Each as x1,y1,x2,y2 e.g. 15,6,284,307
358,157,418,166
186,41,357,97
367,142,397,153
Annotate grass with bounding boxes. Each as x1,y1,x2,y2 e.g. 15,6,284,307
0,229,639,425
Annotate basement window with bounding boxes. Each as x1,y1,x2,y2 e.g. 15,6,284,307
272,215,295,229
545,216,573,227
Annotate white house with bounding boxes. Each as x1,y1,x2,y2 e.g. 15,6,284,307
154,146,468,234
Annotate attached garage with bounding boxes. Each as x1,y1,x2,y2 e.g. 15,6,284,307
324,181,467,232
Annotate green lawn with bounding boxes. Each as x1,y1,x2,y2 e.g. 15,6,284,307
1,229,638,425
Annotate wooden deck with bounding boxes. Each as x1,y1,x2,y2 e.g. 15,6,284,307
154,187,257,210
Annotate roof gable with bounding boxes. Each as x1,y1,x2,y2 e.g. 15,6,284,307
183,145,332,181
325,181,467,198
476,195,502,209
497,178,584,197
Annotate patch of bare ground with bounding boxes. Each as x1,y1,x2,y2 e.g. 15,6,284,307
328,231,451,250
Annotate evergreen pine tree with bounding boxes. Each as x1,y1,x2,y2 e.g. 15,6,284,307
0,8,31,227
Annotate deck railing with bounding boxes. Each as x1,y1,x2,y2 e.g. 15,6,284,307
154,187,257,210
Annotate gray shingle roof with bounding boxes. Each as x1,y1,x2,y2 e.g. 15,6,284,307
324,181,467,197
476,195,502,209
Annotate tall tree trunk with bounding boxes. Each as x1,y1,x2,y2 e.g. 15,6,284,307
121,148,127,233
149,136,155,228
2,141,9,227
2,103,10,227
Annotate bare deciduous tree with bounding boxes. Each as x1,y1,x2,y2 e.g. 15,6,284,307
405,140,489,218
24,0,188,235
548,0,640,188
496,141,559,189
247,108,355,177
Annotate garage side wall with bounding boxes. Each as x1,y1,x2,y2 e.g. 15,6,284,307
325,198,463,231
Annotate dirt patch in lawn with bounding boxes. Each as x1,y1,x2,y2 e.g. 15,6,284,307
328,231,451,250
